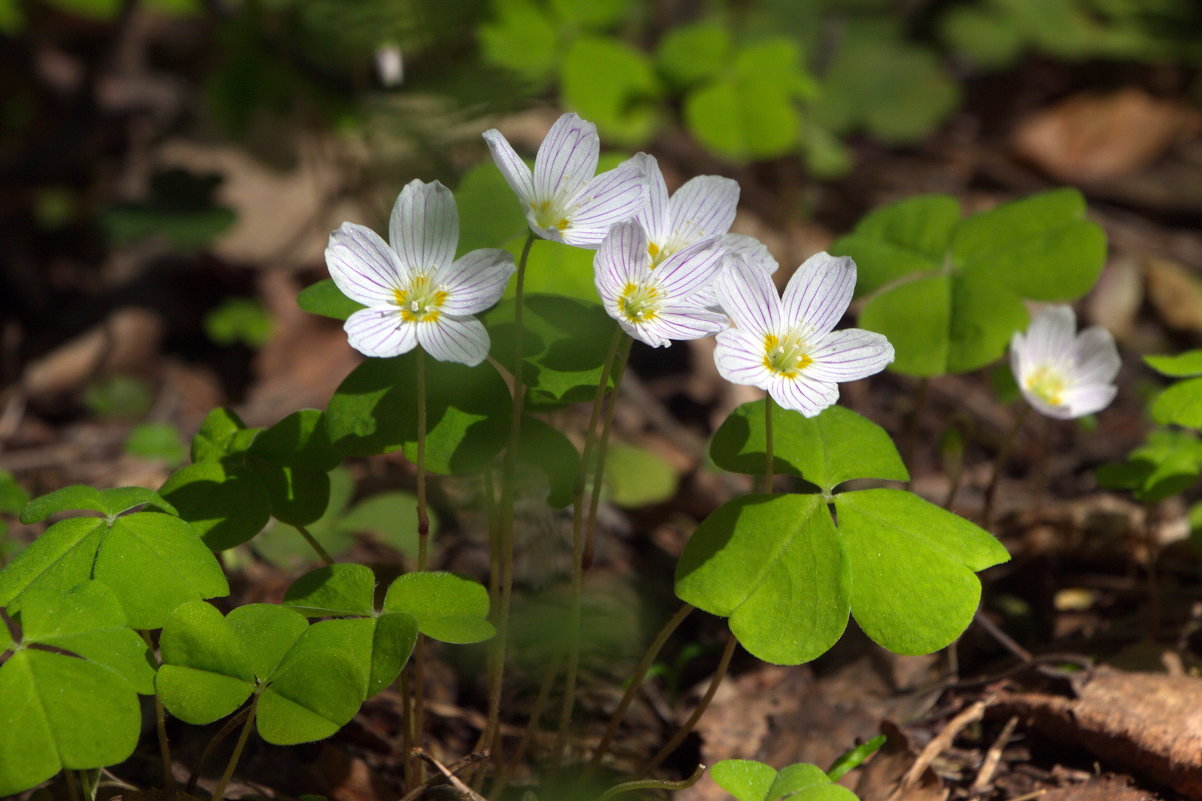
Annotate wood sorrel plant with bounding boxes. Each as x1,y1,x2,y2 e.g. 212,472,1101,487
0,112,1044,800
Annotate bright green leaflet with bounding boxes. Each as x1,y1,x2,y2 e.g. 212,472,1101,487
683,38,814,162
832,189,1106,375
20,485,176,523
656,19,731,88
712,760,857,801
284,564,418,697
383,571,495,644
812,24,958,145
561,36,662,146
160,460,272,550
190,406,252,462
503,236,598,303
0,512,228,629
516,416,581,509
483,293,616,410
675,494,849,665
835,489,1009,655
249,409,341,471
0,583,149,797
1152,378,1202,429
1146,350,1202,378
297,278,365,321
455,160,529,253
477,0,559,84
125,422,187,466
157,601,365,744
603,443,679,508
325,350,511,474
710,403,908,490
1097,429,1202,504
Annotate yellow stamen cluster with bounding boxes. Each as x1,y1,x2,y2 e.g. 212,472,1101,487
393,275,448,323
531,200,570,232
1025,365,1067,406
763,332,813,379
617,282,659,323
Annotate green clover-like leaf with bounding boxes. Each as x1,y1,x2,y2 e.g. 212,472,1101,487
710,403,908,491
1151,378,1202,429
1145,350,1202,378
325,350,511,474
383,572,495,644
834,489,1009,655
284,563,376,617
676,494,849,665
297,279,365,322
20,485,175,524
159,460,272,550
712,759,857,801
0,511,228,629
0,583,150,796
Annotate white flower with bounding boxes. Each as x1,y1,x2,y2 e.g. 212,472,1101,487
483,112,647,248
1010,305,1120,419
594,220,727,348
635,153,742,266
325,179,515,366
713,252,894,417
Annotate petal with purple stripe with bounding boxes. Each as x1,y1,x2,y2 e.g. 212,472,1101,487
438,249,515,316
416,315,491,366
562,157,648,248
594,220,648,302
668,175,739,244
390,179,458,274
714,327,773,390
804,329,895,383
344,308,416,358
769,373,839,418
655,236,722,299
715,259,781,338
781,252,856,338
533,113,598,207
326,222,403,306
635,153,671,247
483,128,535,204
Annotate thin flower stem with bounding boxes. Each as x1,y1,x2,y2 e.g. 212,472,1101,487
295,524,334,567
587,603,695,774
79,770,96,801
65,766,80,801
482,230,538,767
187,706,251,795
140,630,173,790
416,348,430,572
637,633,737,777
760,394,775,494
551,330,629,773
210,699,257,801
412,348,430,778
982,404,1031,530
598,763,707,801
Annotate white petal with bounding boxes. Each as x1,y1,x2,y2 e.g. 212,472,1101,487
1072,326,1121,386
722,233,778,274
326,222,403,306
438,248,515,316
654,237,723,299
390,180,458,273
715,259,781,337
621,319,669,348
533,113,598,207
1009,331,1027,384
805,329,895,383
483,128,535,203
667,175,739,244
635,153,670,246
594,219,648,302
344,307,417,358
1025,306,1076,367
651,304,727,341
769,373,839,418
560,156,648,248
714,327,773,390
1061,384,1117,418
781,252,856,338
416,316,491,366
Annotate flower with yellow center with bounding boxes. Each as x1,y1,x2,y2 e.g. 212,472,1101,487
713,252,894,417
325,180,515,365
483,113,647,249
1010,306,1119,419
594,220,726,348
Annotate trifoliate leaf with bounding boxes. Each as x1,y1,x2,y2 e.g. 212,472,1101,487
1145,350,1202,378
20,485,175,523
285,563,376,617
1151,378,1202,429
561,36,662,146
159,460,272,551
